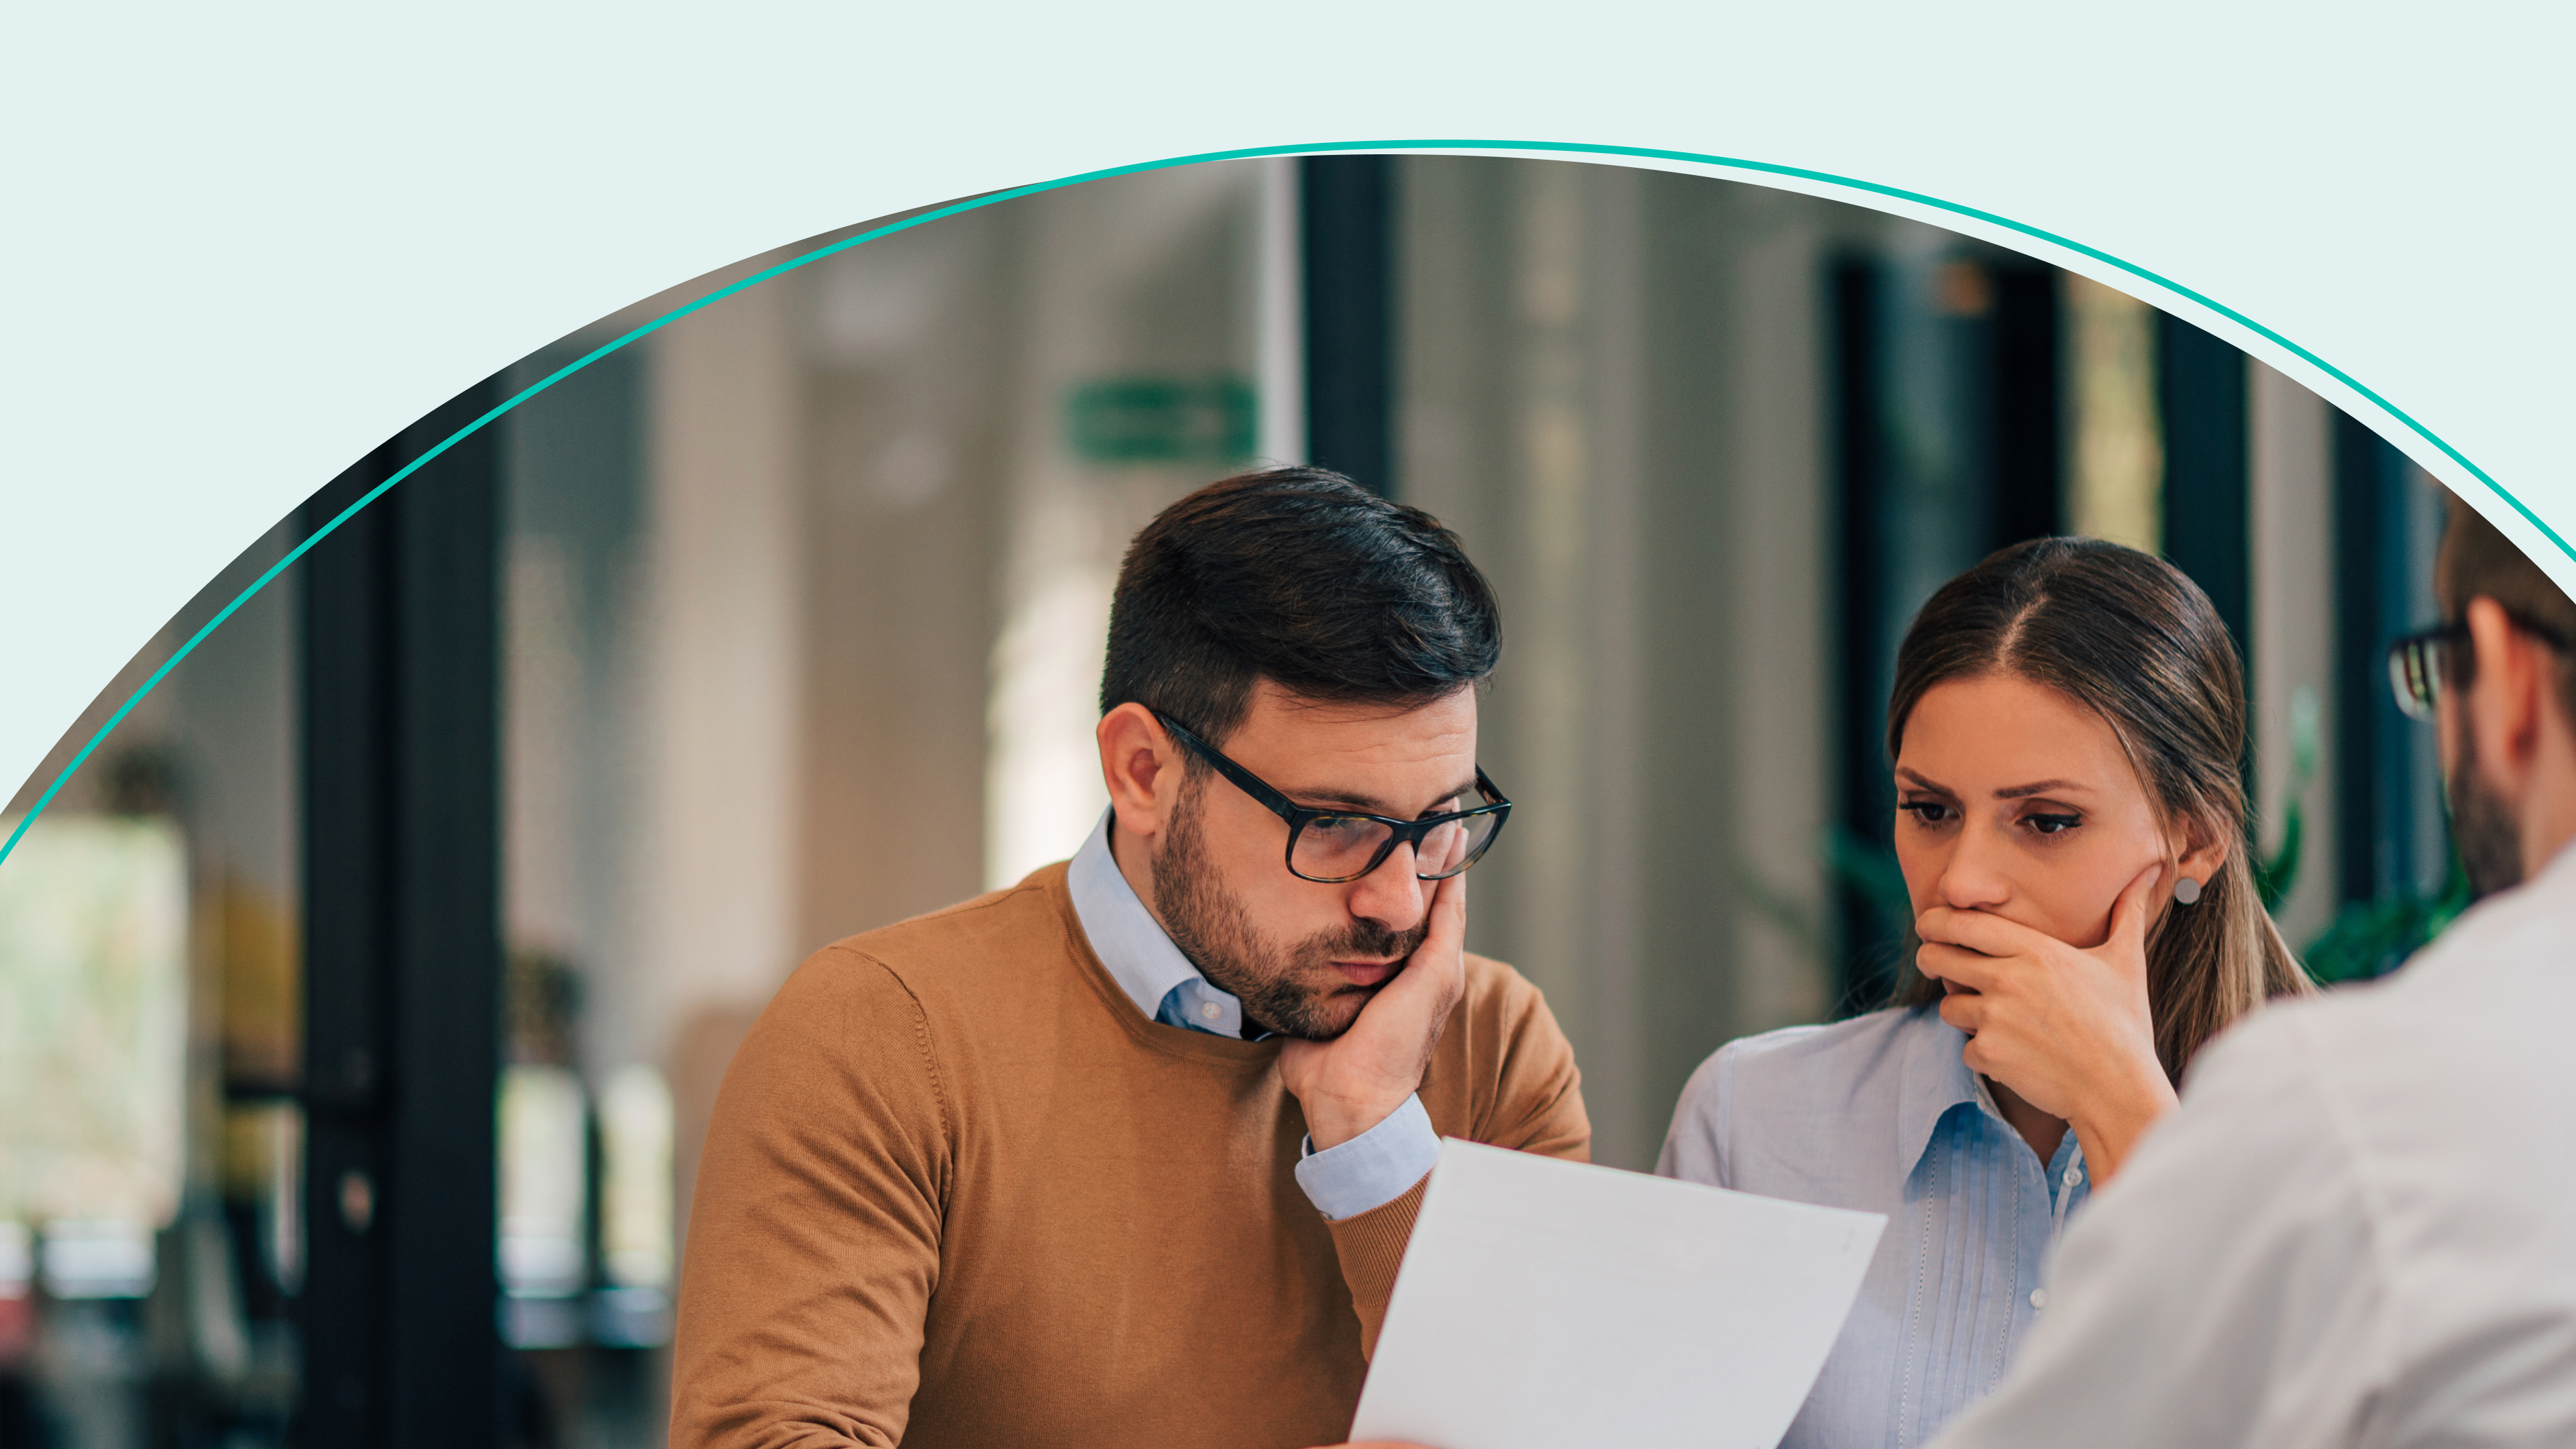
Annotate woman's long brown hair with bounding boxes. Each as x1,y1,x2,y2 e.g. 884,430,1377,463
1888,537,2314,1083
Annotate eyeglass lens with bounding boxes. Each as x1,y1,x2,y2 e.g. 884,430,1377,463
2389,638,2442,721
1292,806,1503,883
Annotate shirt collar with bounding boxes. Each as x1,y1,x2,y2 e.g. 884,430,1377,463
1065,808,1241,1027
1894,1002,1984,1181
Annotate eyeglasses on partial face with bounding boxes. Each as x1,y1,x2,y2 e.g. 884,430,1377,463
1150,711,1512,884
2387,609,2573,722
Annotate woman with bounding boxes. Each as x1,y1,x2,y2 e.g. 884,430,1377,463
1658,537,2312,1449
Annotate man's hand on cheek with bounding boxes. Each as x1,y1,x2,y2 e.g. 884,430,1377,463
1278,873,1468,1149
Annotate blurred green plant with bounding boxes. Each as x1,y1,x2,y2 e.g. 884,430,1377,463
1815,821,1917,1016
1823,824,1913,929
2301,855,2469,984
2255,685,2470,983
2249,687,2320,911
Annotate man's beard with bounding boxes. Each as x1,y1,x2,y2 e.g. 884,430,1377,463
2449,696,2525,901
1152,778,1430,1042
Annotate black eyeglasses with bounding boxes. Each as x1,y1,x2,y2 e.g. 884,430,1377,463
2387,609,2572,721
1151,712,1512,883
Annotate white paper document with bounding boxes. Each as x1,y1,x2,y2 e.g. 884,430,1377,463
1350,1140,1886,1449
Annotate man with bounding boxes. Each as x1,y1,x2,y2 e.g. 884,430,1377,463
1928,492,2576,1447
670,468,1589,1449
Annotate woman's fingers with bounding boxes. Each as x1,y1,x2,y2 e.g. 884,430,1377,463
1916,876,2176,1159
1917,940,2004,991
1915,904,2052,960
2102,863,2163,963
1937,989,1988,1036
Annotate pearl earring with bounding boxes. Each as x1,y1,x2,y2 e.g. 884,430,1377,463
2173,875,2202,906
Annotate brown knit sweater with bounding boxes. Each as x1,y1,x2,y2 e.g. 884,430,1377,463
669,862,1588,1448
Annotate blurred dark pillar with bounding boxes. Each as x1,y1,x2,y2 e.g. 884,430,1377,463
301,382,504,1448
2159,315,2252,666
302,436,393,1448
1989,266,2061,544
1302,154,1395,496
1829,259,1892,1014
2332,411,2418,906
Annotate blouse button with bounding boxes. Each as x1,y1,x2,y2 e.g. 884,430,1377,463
2029,1288,2049,1309
2063,1165,2083,1187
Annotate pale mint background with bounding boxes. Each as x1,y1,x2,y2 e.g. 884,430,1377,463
1,1,2568,806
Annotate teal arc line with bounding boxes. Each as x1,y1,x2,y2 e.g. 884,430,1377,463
4,137,2557,870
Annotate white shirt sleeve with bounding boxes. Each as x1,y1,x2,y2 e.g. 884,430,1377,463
1654,1045,1733,1186
1930,1009,2393,1449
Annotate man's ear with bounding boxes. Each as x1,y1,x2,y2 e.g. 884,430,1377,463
2464,596,2545,788
1097,703,1181,841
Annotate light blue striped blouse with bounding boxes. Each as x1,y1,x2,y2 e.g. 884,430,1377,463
1657,1005,2090,1449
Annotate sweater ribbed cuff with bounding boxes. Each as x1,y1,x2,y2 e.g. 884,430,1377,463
1324,1173,1430,1360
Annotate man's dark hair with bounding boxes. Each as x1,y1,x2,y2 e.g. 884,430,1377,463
1099,466,1502,745
2436,492,2576,723
2431,487,2576,644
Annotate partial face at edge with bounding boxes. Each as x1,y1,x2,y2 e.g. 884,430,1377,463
2436,607,2532,900
1892,673,2181,952
1154,680,1481,1040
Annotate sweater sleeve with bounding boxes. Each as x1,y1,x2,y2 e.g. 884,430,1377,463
1326,971,1591,1357
669,949,954,1449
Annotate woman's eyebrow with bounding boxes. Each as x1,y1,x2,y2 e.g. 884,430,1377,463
1894,768,1951,794
1994,779,2089,800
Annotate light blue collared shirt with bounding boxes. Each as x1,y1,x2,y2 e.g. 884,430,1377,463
1065,809,1440,1220
1658,1004,2091,1449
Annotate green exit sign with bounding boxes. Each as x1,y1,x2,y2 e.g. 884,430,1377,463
1065,376,1256,465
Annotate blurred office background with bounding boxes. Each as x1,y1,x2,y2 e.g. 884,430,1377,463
0,155,2459,1447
